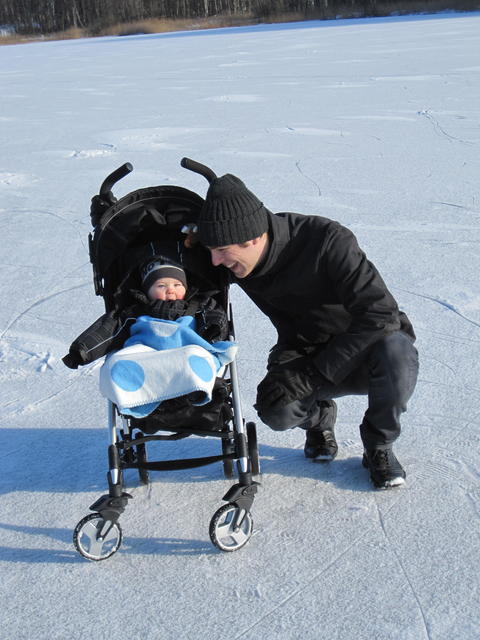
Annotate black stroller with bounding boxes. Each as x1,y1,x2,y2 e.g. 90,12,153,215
73,159,261,561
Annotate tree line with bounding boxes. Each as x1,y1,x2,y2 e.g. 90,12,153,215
0,0,476,35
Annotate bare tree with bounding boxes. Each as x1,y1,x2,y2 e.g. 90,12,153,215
1,1,478,36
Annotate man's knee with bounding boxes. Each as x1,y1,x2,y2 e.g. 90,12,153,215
368,331,419,403
257,403,298,431
371,332,418,372
257,391,322,431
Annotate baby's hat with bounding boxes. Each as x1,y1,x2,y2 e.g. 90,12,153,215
140,259,187,292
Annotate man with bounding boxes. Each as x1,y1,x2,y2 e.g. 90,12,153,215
195,171,419,489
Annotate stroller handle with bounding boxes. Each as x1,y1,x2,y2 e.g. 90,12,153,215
99,162,133,198
181,157,217,184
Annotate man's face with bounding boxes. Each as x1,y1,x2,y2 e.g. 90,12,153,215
208,238,266,278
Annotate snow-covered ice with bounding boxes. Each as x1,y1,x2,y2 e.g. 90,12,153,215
0,12,479,640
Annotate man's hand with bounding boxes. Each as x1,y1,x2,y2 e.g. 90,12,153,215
255,356,327,410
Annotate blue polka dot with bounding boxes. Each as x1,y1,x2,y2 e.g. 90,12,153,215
111,360,145,392
188,355,214,382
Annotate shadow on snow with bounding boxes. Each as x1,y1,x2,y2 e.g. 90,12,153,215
0,427,372,494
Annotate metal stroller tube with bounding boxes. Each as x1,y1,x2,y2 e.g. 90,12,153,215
180,157,217,184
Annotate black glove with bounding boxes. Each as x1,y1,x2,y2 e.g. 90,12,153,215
255,356,326,410
196,307,229,342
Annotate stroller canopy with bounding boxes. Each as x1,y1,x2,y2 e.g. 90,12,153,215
89,184,225,311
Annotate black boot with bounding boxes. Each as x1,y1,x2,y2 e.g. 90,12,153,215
304,400,338,461
362,447,406,489
304,429,338,461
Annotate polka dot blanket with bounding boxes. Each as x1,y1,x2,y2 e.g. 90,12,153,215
99,315,237,418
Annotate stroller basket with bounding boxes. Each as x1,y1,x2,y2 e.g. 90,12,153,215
73,161,261,561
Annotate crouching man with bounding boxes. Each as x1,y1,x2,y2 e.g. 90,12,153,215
194,170,419,489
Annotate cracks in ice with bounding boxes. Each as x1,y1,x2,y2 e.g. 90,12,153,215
232,526,374,640
466,492,480,521
6,344,55,372
395,287,480,330
374,500,432,640
421,328,480,346
0,363,96,423
432,200,480,216
295,161,321,197
420,354,457,377
0,378,77,423
233,491,429,640
11,207,89,252
417,110,474,145
0,282,90,341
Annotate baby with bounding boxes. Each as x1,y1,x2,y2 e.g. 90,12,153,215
141,261,187,302
63,257,228,369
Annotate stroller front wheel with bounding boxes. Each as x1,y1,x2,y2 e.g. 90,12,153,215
73,513,123,561
209,503,253,552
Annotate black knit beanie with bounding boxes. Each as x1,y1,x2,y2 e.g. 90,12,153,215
140,260,187,293
197,174,269,247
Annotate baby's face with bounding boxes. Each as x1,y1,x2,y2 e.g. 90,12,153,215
147,277,186,301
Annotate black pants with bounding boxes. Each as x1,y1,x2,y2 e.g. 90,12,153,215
256,331,419,449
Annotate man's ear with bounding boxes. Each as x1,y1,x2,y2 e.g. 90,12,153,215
239,239,254,248
250,233,267,246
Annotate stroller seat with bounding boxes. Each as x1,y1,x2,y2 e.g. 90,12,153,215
73,160,261,561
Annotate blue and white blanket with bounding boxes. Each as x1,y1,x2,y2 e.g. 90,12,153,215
99,315,237,418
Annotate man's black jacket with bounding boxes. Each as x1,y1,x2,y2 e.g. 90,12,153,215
230,212,415,385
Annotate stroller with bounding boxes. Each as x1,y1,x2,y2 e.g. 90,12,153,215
73,158,261,561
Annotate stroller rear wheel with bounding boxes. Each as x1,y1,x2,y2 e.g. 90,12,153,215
209,503,253,552
73,513,122,561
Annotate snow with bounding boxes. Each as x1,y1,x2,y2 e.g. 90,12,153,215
1,11,479,640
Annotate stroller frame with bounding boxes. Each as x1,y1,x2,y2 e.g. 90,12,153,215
73,160,261,561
